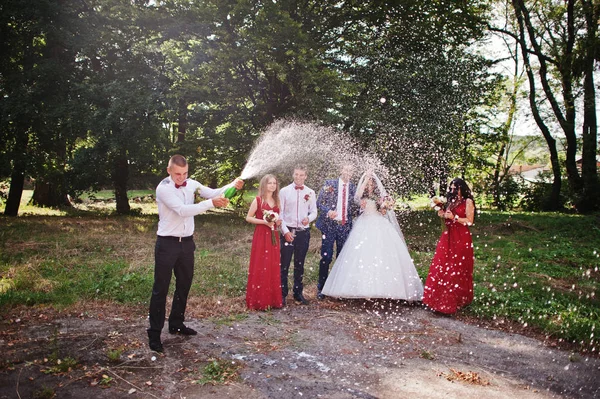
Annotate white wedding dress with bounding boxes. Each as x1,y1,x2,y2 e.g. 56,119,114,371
321,199,424,300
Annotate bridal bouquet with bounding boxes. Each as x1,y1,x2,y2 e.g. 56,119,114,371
378,195,395,211
263,210,279,246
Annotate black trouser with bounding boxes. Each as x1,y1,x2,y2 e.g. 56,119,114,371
280,228,310,298
147,236,195,338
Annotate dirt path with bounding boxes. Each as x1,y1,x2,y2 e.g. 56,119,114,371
1,299,598,399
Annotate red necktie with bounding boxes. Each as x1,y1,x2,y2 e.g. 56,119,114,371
341,183,347,225
175,181,187,189
295,185,304,190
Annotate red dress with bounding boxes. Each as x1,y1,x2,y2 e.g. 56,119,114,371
246,197,283,310
422,199,474,314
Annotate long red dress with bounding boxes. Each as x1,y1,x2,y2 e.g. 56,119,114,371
246,197,283,310
422,199,474,314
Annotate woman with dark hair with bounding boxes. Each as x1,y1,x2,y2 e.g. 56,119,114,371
245,174,284,310
423,178,475,314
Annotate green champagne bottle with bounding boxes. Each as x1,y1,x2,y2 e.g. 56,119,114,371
223,186,237,199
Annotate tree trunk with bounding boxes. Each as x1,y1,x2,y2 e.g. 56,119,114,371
560,0,583,198
578,0,600,212
177,97,187,143
492,142,507,208
31,181,72,208
4,128,30,216
113,151,130,215
4,169,26,217
513,0,562,210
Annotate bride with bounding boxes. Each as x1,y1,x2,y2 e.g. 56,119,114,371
321,171,424,300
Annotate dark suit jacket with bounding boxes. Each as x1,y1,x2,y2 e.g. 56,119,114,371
315,179,358,233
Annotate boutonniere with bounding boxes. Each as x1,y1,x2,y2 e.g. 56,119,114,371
323,185,335,194
304,192,311,202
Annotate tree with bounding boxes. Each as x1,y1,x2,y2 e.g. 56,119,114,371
492,0,599,212
317,0,498,194
155,0,353,185
1,0,73,214
76,0,170,214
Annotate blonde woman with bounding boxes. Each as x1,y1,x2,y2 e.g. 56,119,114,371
245,174,283,310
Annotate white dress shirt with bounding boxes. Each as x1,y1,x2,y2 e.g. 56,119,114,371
156,176,233,237
279,183,317,235
335,178,350,222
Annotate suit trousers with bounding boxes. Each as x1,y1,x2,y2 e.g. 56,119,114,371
148,236,195,337
318,224,351,291
280,229,310,298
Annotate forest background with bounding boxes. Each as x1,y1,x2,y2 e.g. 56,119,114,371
1,0,599,215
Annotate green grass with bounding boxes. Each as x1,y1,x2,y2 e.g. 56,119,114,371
0,197,598,353
469,211,600,350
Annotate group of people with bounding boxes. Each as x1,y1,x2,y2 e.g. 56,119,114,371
146,154,475,353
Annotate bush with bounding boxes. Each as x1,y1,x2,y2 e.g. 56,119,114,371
519,174,570,212
495,175,522,211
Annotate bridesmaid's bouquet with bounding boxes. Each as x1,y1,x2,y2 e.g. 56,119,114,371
430,196,447,211
263,210,279,246
430,196,448,233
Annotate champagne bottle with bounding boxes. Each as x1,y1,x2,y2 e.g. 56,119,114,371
223,178,242,199
223,186,237,199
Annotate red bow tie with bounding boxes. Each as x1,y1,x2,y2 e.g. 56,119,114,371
175,181,187,189
295,185,304,190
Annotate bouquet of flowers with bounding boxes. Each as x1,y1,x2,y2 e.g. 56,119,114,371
430,196,448,233
263,210,279,246
323,185,335,194
377,195,395,212
430,196,447,211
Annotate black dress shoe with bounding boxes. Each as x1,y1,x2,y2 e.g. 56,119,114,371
282,297,286,306
168,325,197,335
294,294,309,305
317,291,325,300
149,340,164,352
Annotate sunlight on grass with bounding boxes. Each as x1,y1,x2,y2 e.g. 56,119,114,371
1,199,598,353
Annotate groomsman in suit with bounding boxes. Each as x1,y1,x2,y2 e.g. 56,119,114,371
315,164,357,300
279,165,318,305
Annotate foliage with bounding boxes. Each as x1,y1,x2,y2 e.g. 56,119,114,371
197,358,242,385
321,0,499,194
492,174,523,211
1,0,508,215
106,348,123,363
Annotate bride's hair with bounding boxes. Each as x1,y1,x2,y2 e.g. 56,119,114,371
258,174,280,208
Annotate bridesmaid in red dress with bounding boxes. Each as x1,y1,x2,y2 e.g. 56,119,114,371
423,178,475,314
245,174,283,310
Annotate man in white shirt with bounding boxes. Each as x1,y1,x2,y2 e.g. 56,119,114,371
279,165,317,305
147,154,243,352
315,164,357,300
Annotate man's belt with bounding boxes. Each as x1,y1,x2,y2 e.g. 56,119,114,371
286,226,308,233
158,235,193,242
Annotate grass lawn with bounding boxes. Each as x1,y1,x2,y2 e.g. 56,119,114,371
0,193,598,354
